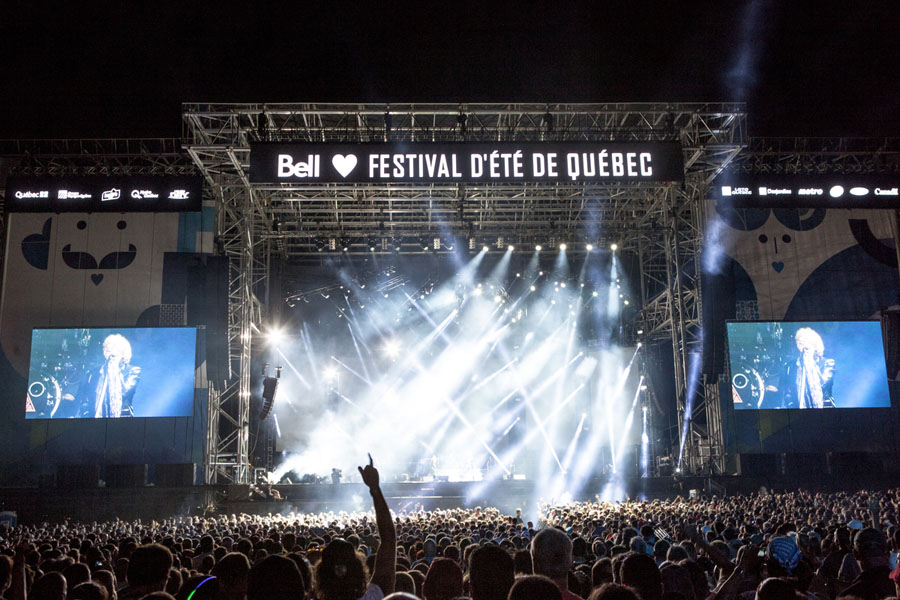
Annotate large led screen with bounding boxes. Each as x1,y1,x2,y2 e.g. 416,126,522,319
26,327,197,419
727,321,890,410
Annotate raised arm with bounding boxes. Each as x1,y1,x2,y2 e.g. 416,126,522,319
11,542,27,600
359,454,395,596
684,522,735,576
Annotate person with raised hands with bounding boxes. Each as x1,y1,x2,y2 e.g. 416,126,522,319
315,454,395,600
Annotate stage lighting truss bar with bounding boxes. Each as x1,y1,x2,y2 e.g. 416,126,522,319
183,102,747,145
0,138,196,176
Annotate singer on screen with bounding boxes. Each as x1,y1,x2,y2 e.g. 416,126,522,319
788,327,835,409
78,334,141,418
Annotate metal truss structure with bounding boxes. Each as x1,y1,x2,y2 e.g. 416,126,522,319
183,102,748,481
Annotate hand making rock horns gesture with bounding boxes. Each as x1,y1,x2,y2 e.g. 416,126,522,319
358,453,380,491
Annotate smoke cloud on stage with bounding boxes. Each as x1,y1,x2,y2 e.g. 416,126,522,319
262,245,642,501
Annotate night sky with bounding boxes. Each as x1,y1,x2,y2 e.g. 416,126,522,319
2,1,898,140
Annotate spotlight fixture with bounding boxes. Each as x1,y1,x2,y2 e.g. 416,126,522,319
434,237,441,250
586,243,594,251
496,235,505,249
535,244,542,251
383,339,402,359
559,243,567,251
482,245,490,253
610,243,618,251
507,245,514,252
323,366,339,382
468,237,477,251
266,327,285,344
328,237,337,251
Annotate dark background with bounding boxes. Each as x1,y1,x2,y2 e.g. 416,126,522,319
2,1,898,139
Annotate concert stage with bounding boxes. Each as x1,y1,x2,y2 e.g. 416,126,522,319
5,465,899,525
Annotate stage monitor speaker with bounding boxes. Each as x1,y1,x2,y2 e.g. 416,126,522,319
737,453,777,477
156,463,196,486
106,464,148,488
57,465,100,489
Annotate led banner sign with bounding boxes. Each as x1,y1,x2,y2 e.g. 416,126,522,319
712,175,900,208
250,141,684,184
5,175,203,213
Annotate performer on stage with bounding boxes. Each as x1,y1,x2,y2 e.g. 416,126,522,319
784,327,835,409
78,334,141,418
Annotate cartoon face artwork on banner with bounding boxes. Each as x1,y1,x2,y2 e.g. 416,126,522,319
709,201,899,321
1,212,182,376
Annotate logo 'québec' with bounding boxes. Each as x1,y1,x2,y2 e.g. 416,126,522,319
277,154,321,178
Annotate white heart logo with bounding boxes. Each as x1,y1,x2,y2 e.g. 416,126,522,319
331,154,358,178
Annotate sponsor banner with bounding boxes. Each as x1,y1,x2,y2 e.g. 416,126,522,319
5,175,203,213
250,141,684,184
712,175,900,208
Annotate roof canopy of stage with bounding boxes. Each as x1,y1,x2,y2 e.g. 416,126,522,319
182,103,747,259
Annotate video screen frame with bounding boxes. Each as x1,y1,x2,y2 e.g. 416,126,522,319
726,320,891,411
26,326,199,419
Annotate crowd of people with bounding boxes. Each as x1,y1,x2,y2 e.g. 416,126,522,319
3,455,900,600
